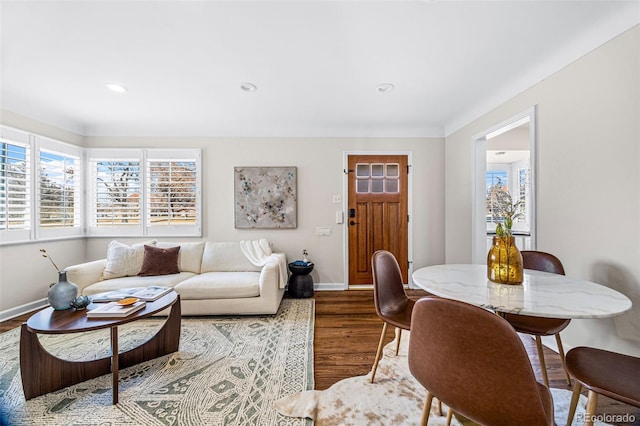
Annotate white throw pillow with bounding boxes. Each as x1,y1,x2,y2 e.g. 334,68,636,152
201,242,261,273
102,240,157,280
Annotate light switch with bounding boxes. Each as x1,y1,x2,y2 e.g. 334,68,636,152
335,211,343,224
316,226,331,236
332,195,342,204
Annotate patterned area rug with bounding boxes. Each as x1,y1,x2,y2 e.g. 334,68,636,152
275,329,607,426
0,298,314,426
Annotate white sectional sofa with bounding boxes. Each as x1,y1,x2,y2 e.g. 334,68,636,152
65,240,287,315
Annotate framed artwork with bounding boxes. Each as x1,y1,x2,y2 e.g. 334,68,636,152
234,166,297,228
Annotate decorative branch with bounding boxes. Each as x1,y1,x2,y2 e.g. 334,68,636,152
40,249,61,272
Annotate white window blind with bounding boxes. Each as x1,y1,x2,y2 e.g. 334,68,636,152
147,161,197,226
95,161,141,226
88,150,142,235
0,132,201,242
145,149,201,237
0,127,32,242
88,148,201,237
37,136,83,239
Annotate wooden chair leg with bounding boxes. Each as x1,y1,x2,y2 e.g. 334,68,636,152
566,381,582,426
555,333,572,385
535,336,549,388
445,406,453,425
370,322,388,383
421,392,434,426
395,328,402,356
437,399,443,416
584,390,599,426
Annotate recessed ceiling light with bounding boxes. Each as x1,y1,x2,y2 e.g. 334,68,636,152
104,82,128,93
240,82,257,92
376,83,395,93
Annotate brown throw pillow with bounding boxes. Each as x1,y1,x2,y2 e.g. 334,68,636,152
138,245,180,276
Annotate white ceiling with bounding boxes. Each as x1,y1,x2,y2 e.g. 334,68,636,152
1,1,639,138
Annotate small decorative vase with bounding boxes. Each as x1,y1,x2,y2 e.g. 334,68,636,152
47,271,79,310
487,236,523,285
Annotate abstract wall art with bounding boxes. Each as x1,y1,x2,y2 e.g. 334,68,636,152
234,166,297,228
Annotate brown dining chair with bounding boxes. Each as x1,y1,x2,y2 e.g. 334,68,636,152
370,250,415,383
409,297,554,426
565,347,640,426
502,250,572,387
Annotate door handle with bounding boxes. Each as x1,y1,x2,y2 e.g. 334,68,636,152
349,220,358,226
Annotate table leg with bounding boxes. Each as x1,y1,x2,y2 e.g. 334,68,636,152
20,323,111,400
111,326,119,404
19,296,181,401
118,296,182,368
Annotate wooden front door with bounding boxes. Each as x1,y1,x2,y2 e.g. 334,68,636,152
347,154,409,285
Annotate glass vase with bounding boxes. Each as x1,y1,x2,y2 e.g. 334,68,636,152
487,236,523,285
47,271,79,310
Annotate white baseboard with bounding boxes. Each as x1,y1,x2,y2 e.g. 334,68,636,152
346,284,374,290
0,298,48,322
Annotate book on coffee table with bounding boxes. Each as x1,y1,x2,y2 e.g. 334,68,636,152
91,286,172,303
87,301,146,318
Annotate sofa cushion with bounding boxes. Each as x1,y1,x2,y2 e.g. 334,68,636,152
82,272,196,296
156,241,205,274
138,245,180,276
201,242,261,273
102,240,157,280
175,272,261,299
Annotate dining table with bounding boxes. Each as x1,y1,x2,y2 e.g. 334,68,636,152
412,264,632,319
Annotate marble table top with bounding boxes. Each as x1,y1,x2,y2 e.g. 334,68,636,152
412,264,632,319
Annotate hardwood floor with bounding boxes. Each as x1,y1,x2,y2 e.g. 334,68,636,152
313,290,640,426
2,291,638,425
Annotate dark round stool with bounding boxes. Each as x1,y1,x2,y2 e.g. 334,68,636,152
287,263,314,298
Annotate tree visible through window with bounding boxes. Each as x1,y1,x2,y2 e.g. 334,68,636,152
0,141,30,231
87,148,201,237
1,127,202,242
94,161,141,226
486,171,507,224
147,161,197,225
39,150,79,228
486,171,528,234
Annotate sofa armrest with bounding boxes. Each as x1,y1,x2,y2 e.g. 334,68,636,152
65,259,107,293
258,258,286,301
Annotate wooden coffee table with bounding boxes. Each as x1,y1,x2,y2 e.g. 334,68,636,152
20,291,181,404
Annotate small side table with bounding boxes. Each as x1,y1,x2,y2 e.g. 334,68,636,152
288,263,314,298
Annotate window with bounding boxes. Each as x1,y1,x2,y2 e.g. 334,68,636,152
37,136,82,239
0,124,202,244
518,168,528,221
485,170,507,225
485,164,530,234
0,127,31,242
147,160,197,227
146,149,200,236
88,149,143,235
87,148,201,237
355,162,400,193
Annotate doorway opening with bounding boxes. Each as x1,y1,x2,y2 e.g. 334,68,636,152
472,107,537,264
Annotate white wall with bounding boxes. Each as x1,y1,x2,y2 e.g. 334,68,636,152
0,117,446,317
445,25,640,355
0,111,87,318
82,137,446,285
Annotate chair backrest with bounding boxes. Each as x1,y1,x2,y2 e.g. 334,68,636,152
521,250,565,275
371,250,409,319
408,297,554,426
